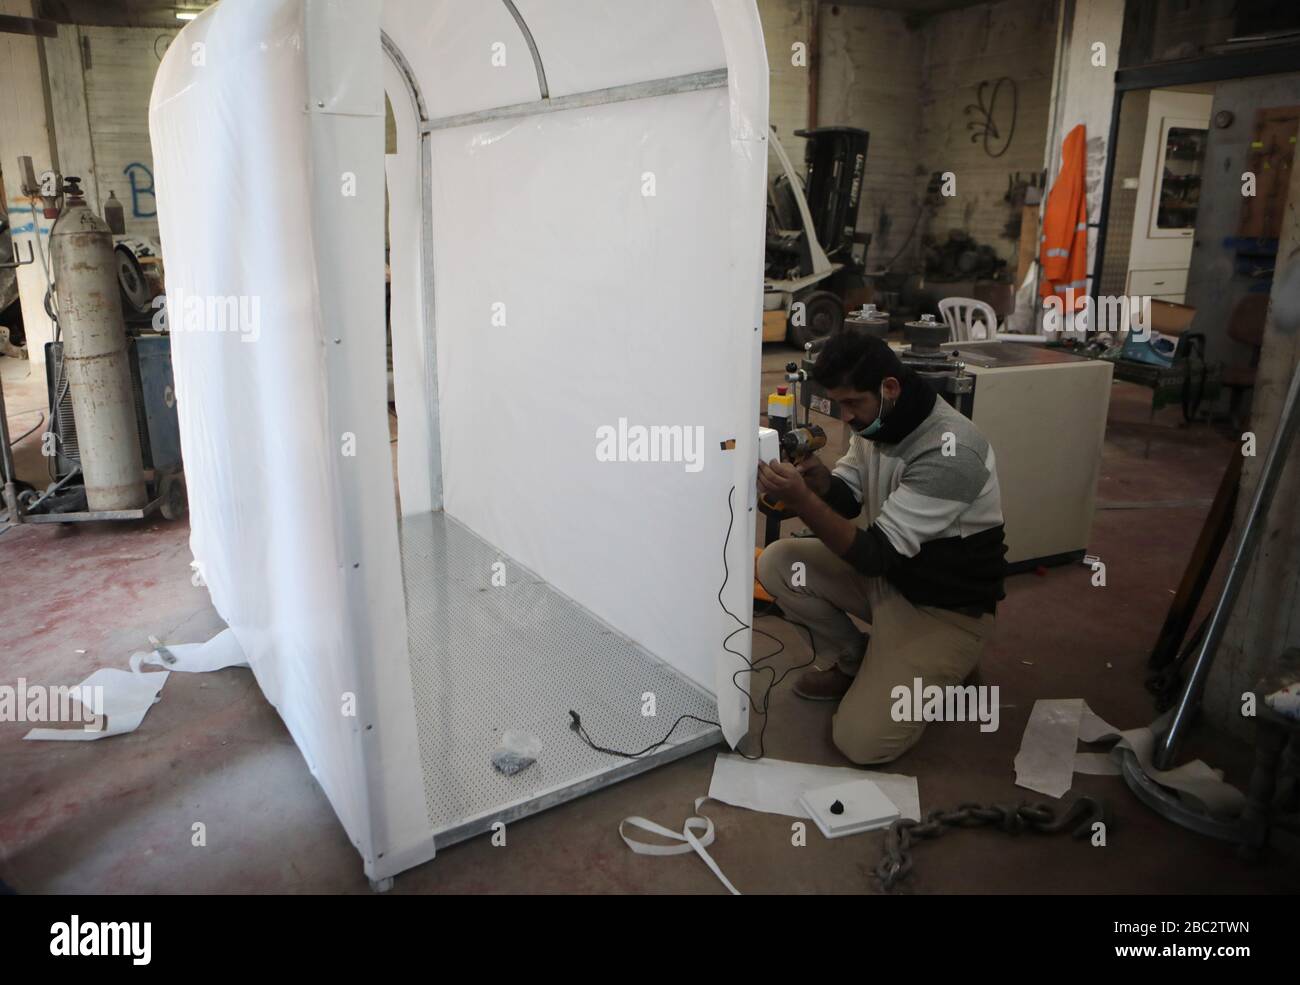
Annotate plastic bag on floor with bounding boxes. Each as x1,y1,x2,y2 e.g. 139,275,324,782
491,730,542,776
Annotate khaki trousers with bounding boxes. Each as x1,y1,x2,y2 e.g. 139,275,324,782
757,537,994,765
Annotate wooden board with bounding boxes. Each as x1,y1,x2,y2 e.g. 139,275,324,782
762,308,788,343
1238,105,1298,240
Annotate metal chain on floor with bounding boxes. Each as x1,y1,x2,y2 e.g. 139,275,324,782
874,796,1108,891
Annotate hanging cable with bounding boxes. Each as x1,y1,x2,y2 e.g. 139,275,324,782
6,410,45,447
568,485,819,762
716,485,818,760
881,204,927,273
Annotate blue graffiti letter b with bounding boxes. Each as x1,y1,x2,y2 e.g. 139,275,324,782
124,162,157,220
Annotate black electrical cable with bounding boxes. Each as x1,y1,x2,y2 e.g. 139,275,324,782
42,285,69,483
715,485,818,761
567,710,721,759
44,285,58,330
881,205,927,273
6,410,45,447
567,485,819,762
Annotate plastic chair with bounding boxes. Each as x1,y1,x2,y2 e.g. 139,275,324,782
938,297,998,342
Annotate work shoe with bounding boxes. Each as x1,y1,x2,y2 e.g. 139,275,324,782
793,665,855,702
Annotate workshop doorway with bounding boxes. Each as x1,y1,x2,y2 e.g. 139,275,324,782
1095,71,1300,451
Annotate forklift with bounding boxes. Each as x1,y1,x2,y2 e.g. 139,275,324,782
764,126,870,348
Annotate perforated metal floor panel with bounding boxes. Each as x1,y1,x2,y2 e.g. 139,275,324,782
399,511,722,848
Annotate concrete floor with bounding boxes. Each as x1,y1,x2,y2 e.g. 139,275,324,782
1,346,1298,894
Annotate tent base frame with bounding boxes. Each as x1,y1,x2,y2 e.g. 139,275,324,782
387,511,722,881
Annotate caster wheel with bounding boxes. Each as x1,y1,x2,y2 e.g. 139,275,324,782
788,289,844,348
159,473,188,520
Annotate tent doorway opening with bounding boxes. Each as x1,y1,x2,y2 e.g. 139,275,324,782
380,33,720,855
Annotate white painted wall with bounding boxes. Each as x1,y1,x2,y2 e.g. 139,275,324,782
45,24,99,214
759,0,812,147
919,0,1060,265
0,0,57,386
816,3,925,270
80,26,178,238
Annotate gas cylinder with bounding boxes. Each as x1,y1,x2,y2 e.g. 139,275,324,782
49,177,147,511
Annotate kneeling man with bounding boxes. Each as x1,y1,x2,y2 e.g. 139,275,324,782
757,331,1007,765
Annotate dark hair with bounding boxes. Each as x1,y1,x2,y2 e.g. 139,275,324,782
810,330,905,393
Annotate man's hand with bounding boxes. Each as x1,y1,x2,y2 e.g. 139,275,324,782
758,457,858,558
757,459,812,508
795,456,832,497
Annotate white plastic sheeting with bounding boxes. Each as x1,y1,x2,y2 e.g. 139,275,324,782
150,0,768,880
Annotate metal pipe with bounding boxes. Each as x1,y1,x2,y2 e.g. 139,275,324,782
421,69,728,133
1090,86,1124,309
0,364,20,522
380,31,427,120
501,0,549,100
381,30,444,511
24,467,81,513
1155,359,1300,769
807,0,819,130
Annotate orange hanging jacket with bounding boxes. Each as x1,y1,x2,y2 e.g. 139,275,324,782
1040,123,1088,310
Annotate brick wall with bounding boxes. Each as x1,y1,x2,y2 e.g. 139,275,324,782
758,0,1059,273
918,0,1059,269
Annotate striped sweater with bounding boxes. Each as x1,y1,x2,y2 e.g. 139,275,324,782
825,386,1007,614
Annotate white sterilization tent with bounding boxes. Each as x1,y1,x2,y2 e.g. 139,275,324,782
149,0,768,885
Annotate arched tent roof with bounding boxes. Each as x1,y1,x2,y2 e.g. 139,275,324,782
150,0,768,882
388,1,732,120
380,1,767,140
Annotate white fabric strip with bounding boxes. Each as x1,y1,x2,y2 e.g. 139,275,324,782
23,668,168,742
129,628,249,674
619,797,740,895
25,629,248,742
